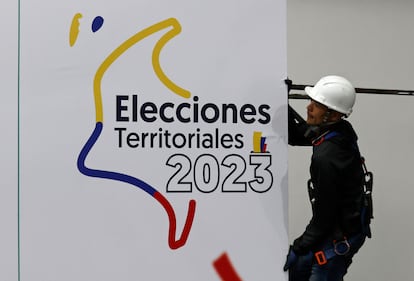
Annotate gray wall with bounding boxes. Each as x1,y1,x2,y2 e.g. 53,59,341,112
287,0,414,279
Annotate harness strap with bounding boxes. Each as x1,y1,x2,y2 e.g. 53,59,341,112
314,233,364,265
312,131,339,146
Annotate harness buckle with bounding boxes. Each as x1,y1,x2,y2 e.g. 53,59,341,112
334,239,350,255
314,251,327,265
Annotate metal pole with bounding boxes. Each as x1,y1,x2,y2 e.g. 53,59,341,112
285,78,414,99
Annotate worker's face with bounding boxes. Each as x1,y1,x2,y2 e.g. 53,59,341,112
306,99,329,125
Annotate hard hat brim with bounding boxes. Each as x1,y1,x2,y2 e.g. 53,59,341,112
305,86,318,101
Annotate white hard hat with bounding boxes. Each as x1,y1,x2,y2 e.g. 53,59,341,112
305,75,356,116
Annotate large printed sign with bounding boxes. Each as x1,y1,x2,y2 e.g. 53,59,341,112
0,1,18,281
17,1,287,280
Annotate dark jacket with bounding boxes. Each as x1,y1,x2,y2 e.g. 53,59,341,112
288,106,365,255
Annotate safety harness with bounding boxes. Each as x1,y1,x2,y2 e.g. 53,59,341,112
309,131,374,266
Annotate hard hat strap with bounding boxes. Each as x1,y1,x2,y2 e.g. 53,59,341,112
322,110,332,123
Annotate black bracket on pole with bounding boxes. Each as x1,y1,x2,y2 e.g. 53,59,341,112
285,78,414,99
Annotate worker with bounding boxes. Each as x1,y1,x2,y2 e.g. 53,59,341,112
284,75,372,281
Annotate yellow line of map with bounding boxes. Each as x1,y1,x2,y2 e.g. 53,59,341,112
92,17,191,122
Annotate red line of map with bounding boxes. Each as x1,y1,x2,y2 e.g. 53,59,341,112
213,252,243,281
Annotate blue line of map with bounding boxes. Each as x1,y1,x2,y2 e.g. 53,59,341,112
77,122,157,196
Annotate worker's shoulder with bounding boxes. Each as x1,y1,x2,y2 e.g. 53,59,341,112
312,140,344,163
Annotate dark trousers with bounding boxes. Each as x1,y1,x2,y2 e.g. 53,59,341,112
289,234,366,281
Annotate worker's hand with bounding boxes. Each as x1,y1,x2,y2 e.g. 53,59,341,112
283,245,297,271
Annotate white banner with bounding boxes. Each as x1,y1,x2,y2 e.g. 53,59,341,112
18,1,287,280
0,1,18,281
